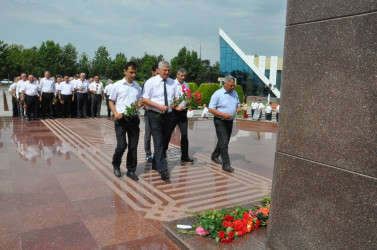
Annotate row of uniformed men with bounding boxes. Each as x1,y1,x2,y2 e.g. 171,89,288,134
8,72,114,120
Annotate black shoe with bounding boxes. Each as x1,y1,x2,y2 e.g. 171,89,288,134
181,156,194,162
34,118,39,121
222,165,234,173
97,116,100,118
211,157,222,165
113,165,122,177
161,171,170,182
26,118,31,121
126,172,139,181
50,116,54,119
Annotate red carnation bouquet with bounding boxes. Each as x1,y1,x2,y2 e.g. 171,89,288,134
22,101,27,109
176,196,270,244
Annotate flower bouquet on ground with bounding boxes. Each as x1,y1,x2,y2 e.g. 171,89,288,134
116,100,142,121
176,196,270,244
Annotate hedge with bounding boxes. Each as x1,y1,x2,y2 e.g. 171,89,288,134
198,83,222,106
234,85,244,104
188,82,198,92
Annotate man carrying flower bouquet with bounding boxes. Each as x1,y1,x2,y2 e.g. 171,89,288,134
168,68,193,162
89,76,104,118
209,75,240,173
109,62,142,181
58,76,75,118
142,61,177,182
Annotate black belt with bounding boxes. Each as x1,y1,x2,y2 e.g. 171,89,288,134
148,110,171,115
214,116,233,122
92,93,102,95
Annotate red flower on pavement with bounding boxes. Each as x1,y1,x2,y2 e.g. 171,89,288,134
220,238,233,244
225,215,234,221
218,230,225,239
255,220,261,229
233,220,243,231
228,231,234,239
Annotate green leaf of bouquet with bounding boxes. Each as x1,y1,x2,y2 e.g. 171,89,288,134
226,227,233,233
216,237,220,242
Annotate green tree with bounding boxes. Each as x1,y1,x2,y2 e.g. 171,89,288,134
20,47,38,76
5,44,24,78
130,52,164,81
0,41,9,78
77,53,91,76
108,53,127,80
59,43,78,76
199,83,221,106
170,47,205,83
91,46,110,78
234,85,244,104
36,40,62,76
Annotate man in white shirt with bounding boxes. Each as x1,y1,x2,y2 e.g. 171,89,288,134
276,104,280,122
109,62,141,180
59,75,75,118
168,68,193,162
54,77,62,118
89,76,104,118
74,73,89,118
9,77,19,117
104,80,113,117
39,71,56,119
265,102,272,121
251,99,257,117
201,104,209,119
142,61,178,182
16,73,27,118
21,75,41,121
71,74,79,117
257,100,265,121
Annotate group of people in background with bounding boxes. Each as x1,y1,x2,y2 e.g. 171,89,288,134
8,72,114,121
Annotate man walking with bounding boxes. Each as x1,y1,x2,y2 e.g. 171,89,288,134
142,61,177,182
141,65,158,162
58,76,75,118
109,62,141,181
209,75,240,173
74,73,89,118
39,71,56,119
21,75,41,121
89,76,104,118
168,68,193,162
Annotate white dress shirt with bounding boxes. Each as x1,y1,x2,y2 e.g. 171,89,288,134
74,79,89,93
21,81,40,96
252,102,259,110
109,78,141,114
276,105,280,113
201,107,209,117
142,75,177,113
104,84,113,96
16,80,27,98
257,103,265,110
9,82,17,93
55,83,60,95
89,82,104,94
187,110,194,118
59,81,74,95
174,79,190,108
265,106,272,113
40,77,56,93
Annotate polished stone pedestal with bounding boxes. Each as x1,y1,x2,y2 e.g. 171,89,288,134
267,1,377,249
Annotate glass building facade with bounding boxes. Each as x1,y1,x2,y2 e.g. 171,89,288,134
219,35,282,97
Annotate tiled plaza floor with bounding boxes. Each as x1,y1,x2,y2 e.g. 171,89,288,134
0,116,276,249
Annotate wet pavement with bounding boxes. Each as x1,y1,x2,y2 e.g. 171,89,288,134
0,116,276,249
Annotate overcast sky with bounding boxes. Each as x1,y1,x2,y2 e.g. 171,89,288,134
0,0,287,63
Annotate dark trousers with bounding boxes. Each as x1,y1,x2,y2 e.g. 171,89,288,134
259,110,262,120
144,114,152,156
71,93,77,117
211,117,233,167
251,109,255,117
105,95,111,117
168,109,189,158
276,113,279,122
25,95,39,119
266,112,272,121
12,97,18,117
112,117,140,172
147,111,171,173
61,95,72,118
91,94,102,117
53,100,62,118
76,92,87,117
41,92,54,118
